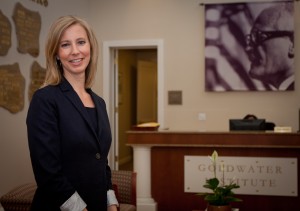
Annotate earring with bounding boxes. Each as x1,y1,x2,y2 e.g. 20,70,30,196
56,58,62,68
288,44,294,58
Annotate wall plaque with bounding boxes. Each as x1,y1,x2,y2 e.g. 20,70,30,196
0,63,25,113
0,10,12,56
184,156,297,196
30,0,49,7
12,2,41,57
29,61,46,101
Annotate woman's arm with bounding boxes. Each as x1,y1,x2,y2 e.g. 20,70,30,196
27,89,79,207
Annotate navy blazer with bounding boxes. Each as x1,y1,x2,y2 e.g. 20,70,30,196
27,79,112,211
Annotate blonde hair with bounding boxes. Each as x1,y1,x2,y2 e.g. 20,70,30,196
44,15,99,88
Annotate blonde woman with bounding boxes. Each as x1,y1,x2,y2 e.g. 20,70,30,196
27,16,118,211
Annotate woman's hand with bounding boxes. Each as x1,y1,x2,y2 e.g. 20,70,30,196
83,208,88,211
107,205,118,211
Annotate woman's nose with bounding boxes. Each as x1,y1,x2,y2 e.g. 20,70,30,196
71,43,80,54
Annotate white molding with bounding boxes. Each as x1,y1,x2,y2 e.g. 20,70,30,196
103,39,164,127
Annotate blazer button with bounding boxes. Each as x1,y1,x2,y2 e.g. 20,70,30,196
95,153,101,159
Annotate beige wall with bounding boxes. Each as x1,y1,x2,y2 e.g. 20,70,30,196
0,0,299,199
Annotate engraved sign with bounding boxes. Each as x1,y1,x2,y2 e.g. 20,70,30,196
29,61,46,101
0,63,25,113
12,2,41,57
184,156,298,196
0,10,12,56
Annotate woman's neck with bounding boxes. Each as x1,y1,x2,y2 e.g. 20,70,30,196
63,73,94,107
64,72,86,92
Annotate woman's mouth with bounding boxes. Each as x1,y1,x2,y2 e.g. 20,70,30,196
70,58,83,63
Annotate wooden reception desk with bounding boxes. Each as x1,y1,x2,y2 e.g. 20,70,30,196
127,131,300,211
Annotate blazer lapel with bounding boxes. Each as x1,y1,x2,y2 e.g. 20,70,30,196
89,90,103,138
59,80,100,143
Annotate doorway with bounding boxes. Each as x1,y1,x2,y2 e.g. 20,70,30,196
118,49,158,170
102,40,164,170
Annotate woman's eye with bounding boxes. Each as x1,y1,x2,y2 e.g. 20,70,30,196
61,43,70,48
78,40,86,45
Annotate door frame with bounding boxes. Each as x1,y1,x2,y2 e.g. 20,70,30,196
102,39,164,169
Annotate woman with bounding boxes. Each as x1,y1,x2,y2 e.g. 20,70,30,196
26,16,118,211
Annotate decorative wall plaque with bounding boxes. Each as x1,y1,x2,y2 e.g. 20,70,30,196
30,0,49,7
0,10,12,56
168,90,182,105
12,2,41,57
0,63,25,113
29,61,46,101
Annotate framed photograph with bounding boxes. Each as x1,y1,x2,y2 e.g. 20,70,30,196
204,1,294,91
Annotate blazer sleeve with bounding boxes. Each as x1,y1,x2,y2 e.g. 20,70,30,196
106,161,113,190
27,88,75,207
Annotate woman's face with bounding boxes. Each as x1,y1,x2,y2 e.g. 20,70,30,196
57,23,91,78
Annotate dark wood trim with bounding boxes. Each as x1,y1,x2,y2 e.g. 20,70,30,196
127,131,300,148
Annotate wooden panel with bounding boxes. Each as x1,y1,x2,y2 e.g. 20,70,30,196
127,131,300,148
151,147,300,211
127,131,300,211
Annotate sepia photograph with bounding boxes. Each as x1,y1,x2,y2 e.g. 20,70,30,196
204,1,294,91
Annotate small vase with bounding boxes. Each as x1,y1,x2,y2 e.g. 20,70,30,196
207,204,231,211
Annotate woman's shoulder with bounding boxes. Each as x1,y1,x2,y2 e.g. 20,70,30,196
32,85,60,100
36,84,58,93
28,85,61,111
